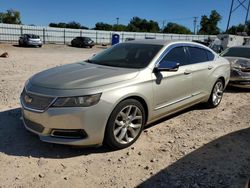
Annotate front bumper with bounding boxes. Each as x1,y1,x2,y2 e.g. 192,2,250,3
21,100,111,146
229,81,250,88
229,68,250,88
27,40,42,46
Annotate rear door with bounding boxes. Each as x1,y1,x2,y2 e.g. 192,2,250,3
186,46,215,97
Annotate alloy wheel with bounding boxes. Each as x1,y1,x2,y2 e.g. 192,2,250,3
212,81,223,106
113,105,143,144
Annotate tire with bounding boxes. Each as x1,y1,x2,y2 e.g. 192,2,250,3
105,99,146,149
205,79,224,108
38,45,42,48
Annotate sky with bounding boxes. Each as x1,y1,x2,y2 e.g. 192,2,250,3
0,0,249,32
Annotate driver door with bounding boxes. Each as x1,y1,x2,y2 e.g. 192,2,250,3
152,46,193,117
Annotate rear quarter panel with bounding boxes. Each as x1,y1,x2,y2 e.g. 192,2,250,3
210,56,230,91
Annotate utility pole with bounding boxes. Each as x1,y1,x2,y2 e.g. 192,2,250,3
245,0,250,32
116,17,119,25
226,0,250,33
162,20,166,31
193,17,198,34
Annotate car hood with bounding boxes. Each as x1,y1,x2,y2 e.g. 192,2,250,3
224,57,250,68
29,62,139,89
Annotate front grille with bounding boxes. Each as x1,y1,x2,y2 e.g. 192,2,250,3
241,68,250,72
23,117,45,133
21,89,55,111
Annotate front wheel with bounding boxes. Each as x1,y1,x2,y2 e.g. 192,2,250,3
205,79,224,108
105,99,145,149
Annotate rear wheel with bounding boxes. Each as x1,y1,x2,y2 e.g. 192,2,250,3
105,99,145,149
206,79,224,108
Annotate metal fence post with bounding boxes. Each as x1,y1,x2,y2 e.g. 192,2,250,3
20,26,23,35
43,28,45,44
96,31,98,44
80,30,82,37
110,32,112,44
63,29,66,44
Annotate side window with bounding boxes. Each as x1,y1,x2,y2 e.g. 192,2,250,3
206,50,215,61
160,47,188,66
188,47,209,64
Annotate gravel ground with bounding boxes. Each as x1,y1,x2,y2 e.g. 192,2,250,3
0,44,250,188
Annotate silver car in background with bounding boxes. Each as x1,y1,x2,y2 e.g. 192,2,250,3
20,40,230,149
19,34,43,47
221,45,250,88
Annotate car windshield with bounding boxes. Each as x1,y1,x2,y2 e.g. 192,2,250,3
88,43,163,69
26,34,39,39
221,47,250,59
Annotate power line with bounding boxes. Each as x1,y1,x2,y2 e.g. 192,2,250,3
226,0,250,32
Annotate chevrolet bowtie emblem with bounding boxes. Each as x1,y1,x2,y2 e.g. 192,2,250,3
24,95,33,103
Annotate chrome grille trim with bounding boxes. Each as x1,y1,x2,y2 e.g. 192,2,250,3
20,88,57,113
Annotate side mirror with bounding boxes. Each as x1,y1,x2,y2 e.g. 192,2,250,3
154,61,180,72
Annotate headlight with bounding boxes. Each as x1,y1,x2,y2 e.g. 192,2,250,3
231,59,248,69
52,93,101,107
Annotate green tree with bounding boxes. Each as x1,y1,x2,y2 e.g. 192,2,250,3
112,24,127,31
49,22,88,29
162,22,192,34
0,9,21,24
94,22,112,30
227,21,250,35
127,17,160,32
199,10,222,35
66,21,81,29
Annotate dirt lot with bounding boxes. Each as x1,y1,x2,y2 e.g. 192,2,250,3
0,44,250,188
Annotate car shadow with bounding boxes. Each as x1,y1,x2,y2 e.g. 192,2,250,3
0,108,111,159
66,44,91,48
139,127,250,188
12,44,40,48
225,86,250,93
145,104,208,130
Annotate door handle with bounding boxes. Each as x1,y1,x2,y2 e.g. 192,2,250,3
208,65,214,70
184,69,192,75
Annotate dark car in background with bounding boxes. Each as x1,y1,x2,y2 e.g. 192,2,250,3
19,34,43,47
221,46,250,88
71,37,94,48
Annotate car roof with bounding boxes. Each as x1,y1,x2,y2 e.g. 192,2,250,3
125,39,175,45
229,45,250,49
23,34,39,37
125,39,209,47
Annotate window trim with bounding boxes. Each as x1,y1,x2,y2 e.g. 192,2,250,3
185,46,215,65
155,43,215,67
159,46,189,66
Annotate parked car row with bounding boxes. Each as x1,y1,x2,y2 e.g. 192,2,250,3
18,34,95,48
